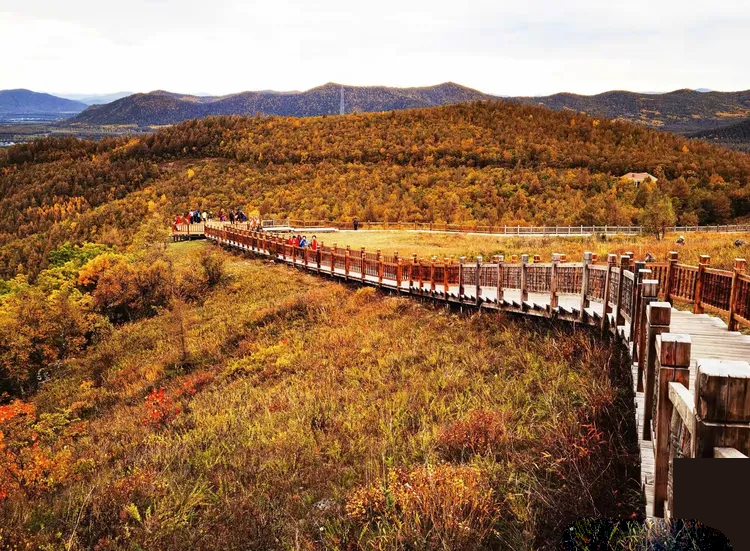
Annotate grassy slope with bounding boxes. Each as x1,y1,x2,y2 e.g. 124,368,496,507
2,241,639,550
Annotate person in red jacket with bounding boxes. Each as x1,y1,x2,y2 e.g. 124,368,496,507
310,235,318,251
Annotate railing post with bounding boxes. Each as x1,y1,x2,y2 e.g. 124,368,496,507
430,257,436,293
630,260,646,344
493,255,503,303
601,254,617,335
580,251,592,321
417,257,424,293
475,256,483,307
664,251,678,303
458,256,466,299
520,254,529,306
653,333,691,517
410,253,417,289
633,267,652,369
316,246,321,273
643,300,672,440
377,250,384,288
331,243,337,276
693,255,710,314
344,247,350,280
291,242,297,264
396,259,403,290
614,255,630,329
728,258,747,331
550,253,560,310
304,246,309,268
693,359,750,458
361,248,366,282
443,257,450,297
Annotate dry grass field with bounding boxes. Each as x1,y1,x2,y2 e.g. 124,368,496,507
301,230,750,270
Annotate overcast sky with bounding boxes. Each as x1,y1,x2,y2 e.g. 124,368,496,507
1,0,749,97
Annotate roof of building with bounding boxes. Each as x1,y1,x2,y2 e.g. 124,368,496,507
621,172,658,182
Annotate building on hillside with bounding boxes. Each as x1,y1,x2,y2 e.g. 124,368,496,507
620,172,658,187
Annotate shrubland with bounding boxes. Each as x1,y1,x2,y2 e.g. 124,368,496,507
0,239,640,550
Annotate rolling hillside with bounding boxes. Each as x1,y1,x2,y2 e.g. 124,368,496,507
511,89,750,134
67,84,750,142
69,82,495,126
691,117,750,152
0,89,87,115
2,100,750,280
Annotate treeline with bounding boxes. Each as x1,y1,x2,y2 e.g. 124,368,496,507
1,101,749,279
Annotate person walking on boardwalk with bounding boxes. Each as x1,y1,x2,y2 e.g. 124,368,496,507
353,217,359,231
299,235,308,248
310,235,318,251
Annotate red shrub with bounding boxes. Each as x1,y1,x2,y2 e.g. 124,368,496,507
144,388,180,427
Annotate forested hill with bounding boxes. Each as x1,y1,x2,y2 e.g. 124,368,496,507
68,82,495,126
1,100,749,279
691,118,750,152
510,89,750,134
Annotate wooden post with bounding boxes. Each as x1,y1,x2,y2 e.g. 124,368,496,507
601,254,617,334
643,300,672,440
693,255,710,314
633,267,652,367
304,246,309,268
693,359,750,458
410,253,417,289
614,255,630,329
316,246,321,273
443,257,450,297
458,256,466,299
653,333,692,517
580,252,592,321
344,248,350,280
331,243,337,275
630,260,646,344
418,257,424,293
550,253,560,310
378,255,384,288
361,248,366,282
664,251,678,303
728,258,747,331
520,254,529,305
475,256,483,307
493,255,503,303
430,257,436,293
394,252,401,290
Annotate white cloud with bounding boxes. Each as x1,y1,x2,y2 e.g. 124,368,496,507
0,0,748,95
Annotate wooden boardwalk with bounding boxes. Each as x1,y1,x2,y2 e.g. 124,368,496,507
205,225,750,519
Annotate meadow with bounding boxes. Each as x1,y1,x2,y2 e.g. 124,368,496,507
0,239,640,550
283,230,750,270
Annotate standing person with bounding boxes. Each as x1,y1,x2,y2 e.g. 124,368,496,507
202,210,207,223
299,235,308,248
310,235,318,251
353,217,359,231
229,211,235,224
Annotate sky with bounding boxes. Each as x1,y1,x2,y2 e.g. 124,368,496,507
1,0,749,97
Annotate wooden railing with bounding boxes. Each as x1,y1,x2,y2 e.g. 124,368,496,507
648,254,750,329
280,219,750,235
204,223,750,519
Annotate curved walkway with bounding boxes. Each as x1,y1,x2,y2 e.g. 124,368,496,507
204,225,750,519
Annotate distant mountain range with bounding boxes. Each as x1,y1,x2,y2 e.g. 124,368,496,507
509,89,750,134
67,82,494,126
3,84,750,148
0,89,87,115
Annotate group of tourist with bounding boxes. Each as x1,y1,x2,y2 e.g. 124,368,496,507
286,234,318,251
